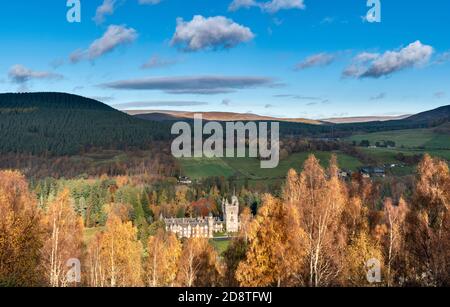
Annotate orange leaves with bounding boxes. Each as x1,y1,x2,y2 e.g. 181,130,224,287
41,189,84,287
177,237,221,287
86,214,143,287
236,194,306,287
145,230,181,286
415,154,450,228
0,170,44,286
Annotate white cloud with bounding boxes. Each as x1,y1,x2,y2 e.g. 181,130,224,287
70,25,137,63
229,0,258,11
94,0,118,24
8,64,63,84
354,52,380,63
344,41,433,78
262,0,305,13
138,0,162,4
141,55,177,69
94,0,162,24
229,0,305,13
295,53,335,70
171,15,254,51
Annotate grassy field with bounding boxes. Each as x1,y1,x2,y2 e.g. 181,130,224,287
179,151,363,180
210,239,231,255
360,146,450,162
346,128,450,149
178,157,236,179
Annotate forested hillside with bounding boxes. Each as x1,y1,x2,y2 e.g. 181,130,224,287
0,92,171,156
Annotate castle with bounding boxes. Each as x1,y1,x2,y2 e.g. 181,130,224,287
164,196,240,238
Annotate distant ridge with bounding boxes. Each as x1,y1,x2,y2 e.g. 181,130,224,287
125,110,323,125
126,106,450,125
322,115,410,124
404,105,450,122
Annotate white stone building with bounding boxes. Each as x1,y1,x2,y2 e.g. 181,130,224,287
164,195,240,238
222,195,240,233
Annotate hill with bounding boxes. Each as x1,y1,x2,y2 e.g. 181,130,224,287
322,115,410,124
1,92,449,156
404,105,450,123
0,92,170,156
125,110,323,125
129,105,450,139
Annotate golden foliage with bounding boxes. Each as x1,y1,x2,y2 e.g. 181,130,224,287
0,170,44,286
177,237,222,287
145,230,182,286
41,189,84,287
286,155,348,286
87,214,143,287
236,194,306,287
344,231,383,286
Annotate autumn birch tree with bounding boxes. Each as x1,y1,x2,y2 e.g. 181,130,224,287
177,238,221,287
407,154,450,286
285,155,347,286
0,171,44,286
145,230,181,286
42,189,84,287
382,197,408,286
236,194,306,287
87,214,143,287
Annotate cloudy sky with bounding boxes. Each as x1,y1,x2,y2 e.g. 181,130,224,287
0,0,449,119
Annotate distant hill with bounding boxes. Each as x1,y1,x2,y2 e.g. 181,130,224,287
128,106,450,138
404,105,450,123
0,92,170,156
125,110,323,125
322,115,410,124
1,92,448,157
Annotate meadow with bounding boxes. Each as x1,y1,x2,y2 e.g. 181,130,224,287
346,128,450,149
178,151,363,181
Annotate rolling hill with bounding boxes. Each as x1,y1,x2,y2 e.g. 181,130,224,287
0,92,171,156
404,105,450,122
130,105,450,138
126,110,323,125
322,115,410,124
1,92,449,157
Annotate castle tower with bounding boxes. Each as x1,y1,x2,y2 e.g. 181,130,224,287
223,196,239,233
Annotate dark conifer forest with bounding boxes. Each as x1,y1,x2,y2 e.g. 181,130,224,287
0,92,171,156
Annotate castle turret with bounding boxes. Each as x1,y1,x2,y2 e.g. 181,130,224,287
223,196,239,233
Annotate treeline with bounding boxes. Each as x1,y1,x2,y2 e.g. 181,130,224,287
0,144,177,179
0,154,448,287
0,92,172,156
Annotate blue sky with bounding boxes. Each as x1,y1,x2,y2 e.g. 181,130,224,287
0,0,449,119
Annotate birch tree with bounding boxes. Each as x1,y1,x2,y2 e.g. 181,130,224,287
42,189,84,287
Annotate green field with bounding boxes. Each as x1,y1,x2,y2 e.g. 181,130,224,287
179,151,363,180
346,128,450,149
210,239,231,255
179,157,236,179
360,147,450,161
